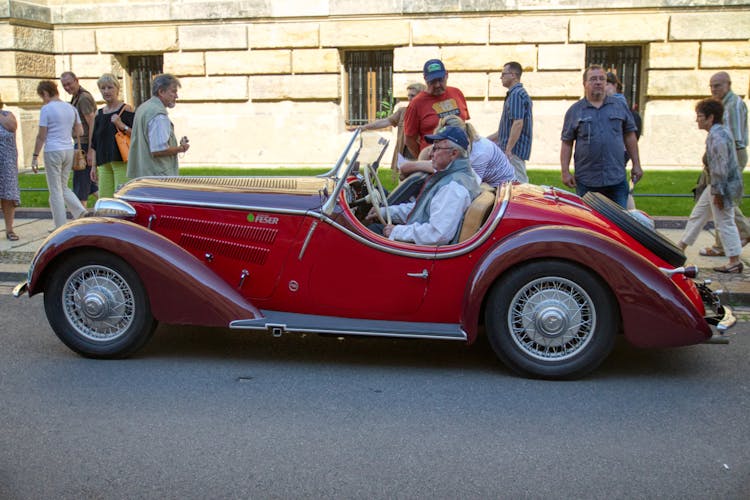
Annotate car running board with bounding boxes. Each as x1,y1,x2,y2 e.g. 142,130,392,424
230,310,467,341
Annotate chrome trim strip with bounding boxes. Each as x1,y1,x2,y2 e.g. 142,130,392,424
230,310,467,341
117,194,314,217
298,220,319,260
543,192,592,211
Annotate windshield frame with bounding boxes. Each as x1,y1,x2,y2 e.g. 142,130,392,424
320,130,363,217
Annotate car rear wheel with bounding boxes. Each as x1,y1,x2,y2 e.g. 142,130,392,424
485,260,618,379
43,250,157,358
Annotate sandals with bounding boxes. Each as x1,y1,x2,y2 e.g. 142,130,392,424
5,231,18,241
699,247,725,257
713,262,744,274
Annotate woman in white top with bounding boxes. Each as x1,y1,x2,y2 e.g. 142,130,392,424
31,80,87,228
398,115,515,187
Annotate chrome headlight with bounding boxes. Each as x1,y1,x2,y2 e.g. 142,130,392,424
93,198,137,218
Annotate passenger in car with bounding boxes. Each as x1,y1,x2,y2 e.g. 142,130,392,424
398,115,514,187
365,126,481,245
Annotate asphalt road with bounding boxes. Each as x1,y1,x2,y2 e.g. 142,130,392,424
1,292,749,499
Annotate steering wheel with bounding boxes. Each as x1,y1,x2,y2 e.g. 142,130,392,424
364,163,391,225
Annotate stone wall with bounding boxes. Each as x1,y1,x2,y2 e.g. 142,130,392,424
0,0,748,171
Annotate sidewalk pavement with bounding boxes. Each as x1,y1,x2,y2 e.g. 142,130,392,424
3,208,750,306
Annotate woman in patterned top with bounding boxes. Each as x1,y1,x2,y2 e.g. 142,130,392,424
678,98,744,273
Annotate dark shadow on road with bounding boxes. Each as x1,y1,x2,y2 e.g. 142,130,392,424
138,324,714,380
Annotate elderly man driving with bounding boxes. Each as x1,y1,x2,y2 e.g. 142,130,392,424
366,125,481,245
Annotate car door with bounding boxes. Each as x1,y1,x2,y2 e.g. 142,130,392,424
297,218,436,319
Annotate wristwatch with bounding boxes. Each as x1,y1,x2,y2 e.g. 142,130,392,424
123,125,129,132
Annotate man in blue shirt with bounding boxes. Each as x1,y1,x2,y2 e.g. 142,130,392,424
560,65,643,208
488,61,532,183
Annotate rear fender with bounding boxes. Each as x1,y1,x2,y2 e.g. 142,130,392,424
28,218,262,327
462,226,710,348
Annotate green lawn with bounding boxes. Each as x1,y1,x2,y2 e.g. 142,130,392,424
18,167,750,217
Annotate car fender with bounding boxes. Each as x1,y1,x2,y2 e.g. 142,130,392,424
462,225,710,348
27,218,262,327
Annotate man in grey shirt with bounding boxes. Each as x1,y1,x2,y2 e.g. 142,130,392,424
560,65,642,208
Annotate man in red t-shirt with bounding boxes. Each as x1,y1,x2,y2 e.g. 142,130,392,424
403,59,470,158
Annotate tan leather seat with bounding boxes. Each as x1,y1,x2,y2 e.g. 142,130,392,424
457,185,497,242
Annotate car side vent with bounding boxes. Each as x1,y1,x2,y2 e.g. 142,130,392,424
181,235,270,265
157,216,278,244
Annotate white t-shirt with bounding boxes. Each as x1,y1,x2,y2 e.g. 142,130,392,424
39,100,81,152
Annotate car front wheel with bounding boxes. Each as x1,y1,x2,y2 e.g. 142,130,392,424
43,250,157,358
485,260,618,379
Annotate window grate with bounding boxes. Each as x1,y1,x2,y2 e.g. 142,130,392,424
128,55,163,107
586,46,641,110
345,50,393,126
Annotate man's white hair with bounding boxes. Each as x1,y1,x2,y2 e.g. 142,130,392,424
446,141,468,158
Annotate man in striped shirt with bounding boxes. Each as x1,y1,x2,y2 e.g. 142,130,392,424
701,71,750,256
488,61,532,183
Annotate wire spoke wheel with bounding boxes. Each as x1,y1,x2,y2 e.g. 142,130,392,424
486,260,617,379
63,265,136,342
44,251,157,358
508,277,595,361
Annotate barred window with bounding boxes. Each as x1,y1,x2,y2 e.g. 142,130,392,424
586,46,642,110
344,50,393,126
128,55,163,107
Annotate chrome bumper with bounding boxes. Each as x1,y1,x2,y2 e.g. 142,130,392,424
12,281,28,298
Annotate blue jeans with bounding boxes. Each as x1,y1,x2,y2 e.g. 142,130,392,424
576,178,629,209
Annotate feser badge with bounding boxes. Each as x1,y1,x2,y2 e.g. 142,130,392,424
247,213,279,225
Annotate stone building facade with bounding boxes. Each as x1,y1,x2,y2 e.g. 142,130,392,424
0,0,749,171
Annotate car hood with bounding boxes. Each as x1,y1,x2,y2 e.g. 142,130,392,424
116,176,336,212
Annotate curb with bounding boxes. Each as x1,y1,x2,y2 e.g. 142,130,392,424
0,271,25,282
14,208,53,219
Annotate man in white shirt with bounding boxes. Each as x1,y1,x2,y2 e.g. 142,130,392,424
366,126,481,245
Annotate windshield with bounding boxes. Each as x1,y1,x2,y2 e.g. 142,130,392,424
321,130,390,216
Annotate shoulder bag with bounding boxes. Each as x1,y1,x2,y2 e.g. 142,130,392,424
114,106,131,162
73,136,87,171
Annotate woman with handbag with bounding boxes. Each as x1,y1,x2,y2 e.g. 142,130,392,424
88,73,134,199
31,80,87,229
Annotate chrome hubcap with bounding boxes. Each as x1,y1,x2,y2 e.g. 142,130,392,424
508,277,595,361
534,302,569,337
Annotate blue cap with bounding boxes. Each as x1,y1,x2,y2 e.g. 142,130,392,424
423,59,446,82
425,125,469,150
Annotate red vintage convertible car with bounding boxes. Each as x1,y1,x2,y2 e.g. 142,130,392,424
14,131,735,379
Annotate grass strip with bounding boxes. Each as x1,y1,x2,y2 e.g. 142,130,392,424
17,167,749,217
